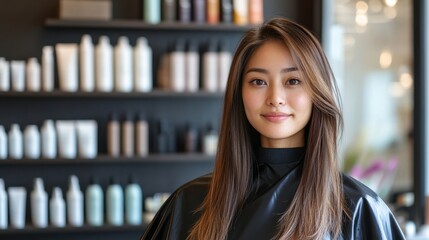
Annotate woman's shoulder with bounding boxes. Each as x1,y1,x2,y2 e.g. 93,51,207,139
341,173,380,202
173,173,212,196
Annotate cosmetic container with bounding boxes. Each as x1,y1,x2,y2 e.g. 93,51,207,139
76,120,98,159
0,125,7,159
218,40,232,91
106,177,124,226
192,0,205,23
207,0,219,24
95,36,114,92
80,34,95,92
31,178,48,228
185,40,199,92
85,177,104,226
41,120,57,159
56,121,77,159
162,0,176,22
0,179,7,229
134,37,153,92
221,0,233,23
8,124,23,159
50,187,65,227
184,123,198,153
157,52,170,90
26,57,41,92
136,114,149,157
233,0,248,25
122,113,135,157
179,0,191,22
8,187,26,229
144,0,161,23
67,175,84,226
125,176,142,225
24,125,41,159
10,60,25,92
115,36,133,92
0,58,10,91
56,44,79,92
107,113,120,157
170,40,186,92
155,119,169,153
42,46,54,91
203,40,218,92
248,0,263,24
203,124,218,155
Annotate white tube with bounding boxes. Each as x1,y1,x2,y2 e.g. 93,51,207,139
75,120,98,159
55,44,78,92
115,36,133,92
134,37,153,92
24,125,41,159
80,35,95,92
42,46,55,92
26,58,41,92
8,187,27,229
95,36,114,92
0,59,10,91
56,121,77,159
10,61,25,92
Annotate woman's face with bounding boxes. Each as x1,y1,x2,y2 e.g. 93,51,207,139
242,40,312,148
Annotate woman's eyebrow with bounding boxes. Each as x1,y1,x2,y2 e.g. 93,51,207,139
245,67,298,74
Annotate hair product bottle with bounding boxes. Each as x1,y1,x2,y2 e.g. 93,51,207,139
192,0,205,23
0,179,7,229
50,187,65,227
0,125,7,159
184,123,198,153
26,58,41,92
31,178,48,228
85,177,104,226
42,46,54,91
144,0,161,23
8,124,23,159
106,177,124,226
134,37,153,92
218,40,232,91
162,0,176,22
115,36,133,92
0,58,10,91
233,0,248,25
155,119,168,153
135,114,149,157
202,40,218,92
95,36,114,92
185,40,199,92
221,0,233,23
170,40,186,92
125,176,142,225
248,0,263,24
203,123,218,155
107,113,120,157
122,113,135,157
67,175,84,226
179,0,191,22
80,34,95,92
10,60,25,92
41,120,57,159
207,0,219,24
24,125,41,159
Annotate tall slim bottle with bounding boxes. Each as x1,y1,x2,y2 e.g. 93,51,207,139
31,178,48,228
8,124,23,159
192,0,205,23
144,0,161,23
50,187,65,227
122,113,134,157
185,40,199,92
0,125,7,159
218,40,232,91
26,58,41,92
115,36,133,92
67,175,84,226
0,58,10,91
42,46,54,91
95,36,114,92
178,0,191,22
24,125,41,159
170,40,186,92
248,0,263,24
207,0,220,24
233,0,248,25
107,113,120,157
106,177,124,226
80,34,95,92
202,40,218,92
221,0,233,23
85,177,104,226
162,0,176,22
41,120,57,159
134,37,153,92
0,179,7,229
135,114,149,157
125,177,142,225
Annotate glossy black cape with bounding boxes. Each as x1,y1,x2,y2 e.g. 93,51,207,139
141,158,405,240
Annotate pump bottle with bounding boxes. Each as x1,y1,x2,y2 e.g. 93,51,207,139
31,178,48,228
67,175,84,226
50,187,65,227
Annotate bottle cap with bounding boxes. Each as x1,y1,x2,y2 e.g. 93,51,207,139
99,35,110,45
34,177,45,191
69,175,80,191
136,37,148,46
81,34,93,44
0,179,4,191
173,39,186,52
89,176,99,185
186,40,199,52
206,40,218,52
118,36,130,46
109,113,118,122
53,187,63,198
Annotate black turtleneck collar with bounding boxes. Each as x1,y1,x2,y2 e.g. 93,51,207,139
258,147,305,165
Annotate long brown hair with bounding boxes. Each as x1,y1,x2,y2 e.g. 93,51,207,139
188,18,346,240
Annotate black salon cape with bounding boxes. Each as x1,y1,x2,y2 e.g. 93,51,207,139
141,148,405,240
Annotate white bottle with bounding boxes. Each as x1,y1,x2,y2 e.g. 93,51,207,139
135,114,149,157
67,175,84,226
26,58,41,92
31,178,48,228
0,125,7,159
106,178,124,226
10,60,25,92
203,41,219,92
170,40,186,92
185,41,200,92
8,124,23,159
134,37,153,92
42,46,55,91
0,58,10,91
85,177,104,226
41,120,57,159
50,187,65,227
80,34,95,92
24,125,41,159
115,36,133,92
95,36,114,92
203,124,218,155
125,177,142,225
218,41,232,91
0,179,7,229
121,114,134,157
107,113,120,157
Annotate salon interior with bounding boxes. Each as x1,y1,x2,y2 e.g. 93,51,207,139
0,0,425,239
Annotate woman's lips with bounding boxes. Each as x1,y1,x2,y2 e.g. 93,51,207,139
261,112,291,122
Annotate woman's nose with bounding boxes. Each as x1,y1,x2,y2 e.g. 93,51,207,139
266,86,285,107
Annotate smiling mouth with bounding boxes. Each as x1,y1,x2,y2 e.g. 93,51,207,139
261,113,291,122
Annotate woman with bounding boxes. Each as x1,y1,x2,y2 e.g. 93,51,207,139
141,18,405,240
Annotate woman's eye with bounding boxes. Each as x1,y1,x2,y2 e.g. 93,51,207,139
250,79,266,86
286,79,301,85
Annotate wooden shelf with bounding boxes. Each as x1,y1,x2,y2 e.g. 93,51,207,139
45,19,255,32
0,90,224,99
0,153,215,165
